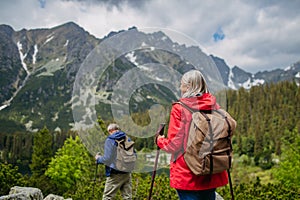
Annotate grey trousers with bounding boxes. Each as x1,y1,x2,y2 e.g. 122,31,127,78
103,173,132,200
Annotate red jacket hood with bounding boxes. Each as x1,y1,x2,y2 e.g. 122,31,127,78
178,93,220,110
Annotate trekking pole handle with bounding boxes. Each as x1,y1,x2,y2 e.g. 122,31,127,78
155,123,165,150
157,123,166,136
95,152,101,164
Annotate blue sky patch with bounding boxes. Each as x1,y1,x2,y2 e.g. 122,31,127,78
39,0,46,8
213,27,225,42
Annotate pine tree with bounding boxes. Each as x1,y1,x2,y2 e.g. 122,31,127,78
272,127,300,191
29,127,54,194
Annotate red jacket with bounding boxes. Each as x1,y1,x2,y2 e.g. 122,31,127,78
157,93,228,190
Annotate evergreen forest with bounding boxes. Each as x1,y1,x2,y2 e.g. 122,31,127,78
0,81,300,199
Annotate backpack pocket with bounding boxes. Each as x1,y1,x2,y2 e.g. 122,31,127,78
185,147,232,176
198,148,232,175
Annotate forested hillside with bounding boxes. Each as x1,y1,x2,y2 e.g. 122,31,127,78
228,81,300,169
1,81,300,199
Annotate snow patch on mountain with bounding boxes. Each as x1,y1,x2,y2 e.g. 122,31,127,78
155,77,164,81
1,41,33,111
284,66,291,71
64,40,69,47
125,52,138,66
32,44,38,64
161,36,168,41
228,68,237,90
44,34,54,45
252,78,265,86
25,120,38,132
17,41,29,74
0,104,9,110
238,78,252,89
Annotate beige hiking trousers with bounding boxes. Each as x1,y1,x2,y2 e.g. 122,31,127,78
103,173,132,200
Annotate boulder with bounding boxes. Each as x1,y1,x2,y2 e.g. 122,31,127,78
0,193,28,200
0,187,73,200
216,192,224,200
0,186,43,200
43,194,65,200
43,194,72,200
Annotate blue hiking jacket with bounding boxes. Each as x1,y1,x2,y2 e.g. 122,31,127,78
96,131,127,176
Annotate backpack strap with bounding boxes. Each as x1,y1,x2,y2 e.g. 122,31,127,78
115,136,125,144
200,111,214,175
175,101,214,164
171,101,193,162
115,136,134,151
176,101,195,113
177,101,213,114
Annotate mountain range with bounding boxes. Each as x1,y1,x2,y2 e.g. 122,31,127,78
0,22,299,133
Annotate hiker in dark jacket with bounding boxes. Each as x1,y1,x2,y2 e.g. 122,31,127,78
95,123,132,200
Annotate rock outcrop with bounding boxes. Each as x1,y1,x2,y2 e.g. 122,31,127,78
0,186,71,200
0,186,43,200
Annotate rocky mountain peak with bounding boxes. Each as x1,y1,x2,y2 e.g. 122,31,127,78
0,22,299,133
0,24,14,37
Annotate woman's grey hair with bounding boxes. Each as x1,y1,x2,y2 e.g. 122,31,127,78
107,123,120,132
181,70,209,98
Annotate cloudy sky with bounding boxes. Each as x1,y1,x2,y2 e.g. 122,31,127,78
1,0,300,73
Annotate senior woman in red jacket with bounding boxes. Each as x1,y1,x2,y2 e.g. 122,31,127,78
156,70,228,200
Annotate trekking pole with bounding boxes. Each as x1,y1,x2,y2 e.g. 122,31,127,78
92,152,100,197
226,93,235,200
148,123,166,200
227,169,234,200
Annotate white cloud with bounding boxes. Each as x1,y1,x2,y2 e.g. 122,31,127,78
0,0,299,73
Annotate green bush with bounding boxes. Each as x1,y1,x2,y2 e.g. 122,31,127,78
0,163,27,196
217,178,299,200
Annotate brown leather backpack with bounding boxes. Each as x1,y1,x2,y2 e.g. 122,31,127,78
178,101,237,175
